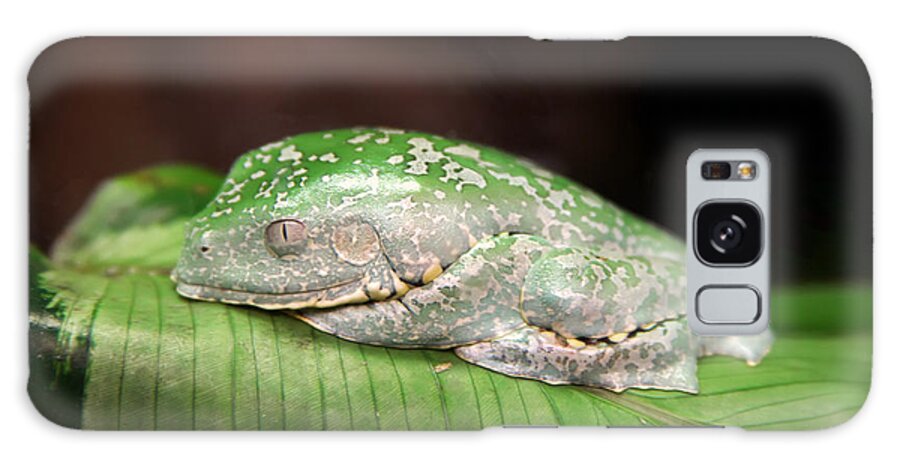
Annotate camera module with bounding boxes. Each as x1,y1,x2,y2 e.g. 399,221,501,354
694,201,762,265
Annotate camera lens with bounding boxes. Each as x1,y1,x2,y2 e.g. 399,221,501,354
695,202,762,265
711,219,743,251
701,161,732,180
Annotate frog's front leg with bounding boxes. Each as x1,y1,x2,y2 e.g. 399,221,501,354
290,233,552,348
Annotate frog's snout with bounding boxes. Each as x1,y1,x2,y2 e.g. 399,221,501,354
171,229,213,285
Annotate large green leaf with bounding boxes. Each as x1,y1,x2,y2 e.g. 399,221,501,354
29,165,871,430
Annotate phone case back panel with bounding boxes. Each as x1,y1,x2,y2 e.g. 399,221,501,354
28,37,872,430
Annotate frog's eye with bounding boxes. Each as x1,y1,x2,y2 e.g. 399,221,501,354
331,222,380,266
265,219,307,258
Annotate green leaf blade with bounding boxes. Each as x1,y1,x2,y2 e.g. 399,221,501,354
154,279,197,430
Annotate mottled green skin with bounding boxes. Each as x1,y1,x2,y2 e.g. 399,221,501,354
173,128,771,392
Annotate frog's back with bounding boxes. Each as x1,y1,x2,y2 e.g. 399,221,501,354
221,127,682,261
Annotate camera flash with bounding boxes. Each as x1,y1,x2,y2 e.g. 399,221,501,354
737,162,756,180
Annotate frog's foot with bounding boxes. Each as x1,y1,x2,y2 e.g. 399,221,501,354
699,329,774,366
455,318,700,393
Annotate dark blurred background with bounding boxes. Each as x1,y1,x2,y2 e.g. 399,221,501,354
29,37,871,285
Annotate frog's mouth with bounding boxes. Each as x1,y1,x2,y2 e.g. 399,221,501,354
174,278,374,310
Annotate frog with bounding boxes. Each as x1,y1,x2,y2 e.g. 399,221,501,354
172,127,772,393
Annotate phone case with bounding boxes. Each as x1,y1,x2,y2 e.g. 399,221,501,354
28,37,872,430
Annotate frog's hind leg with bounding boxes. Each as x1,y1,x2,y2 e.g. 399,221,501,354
519,247,686,342
699,330,774,366
458,246,700,393
455,320,700,393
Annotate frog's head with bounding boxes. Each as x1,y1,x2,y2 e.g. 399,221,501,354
172,210,410,310
171,129,424,310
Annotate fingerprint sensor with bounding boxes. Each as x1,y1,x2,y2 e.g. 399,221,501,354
696,286,761,324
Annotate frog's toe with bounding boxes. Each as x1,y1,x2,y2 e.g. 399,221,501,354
455,319,700,393
699,329,774,366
